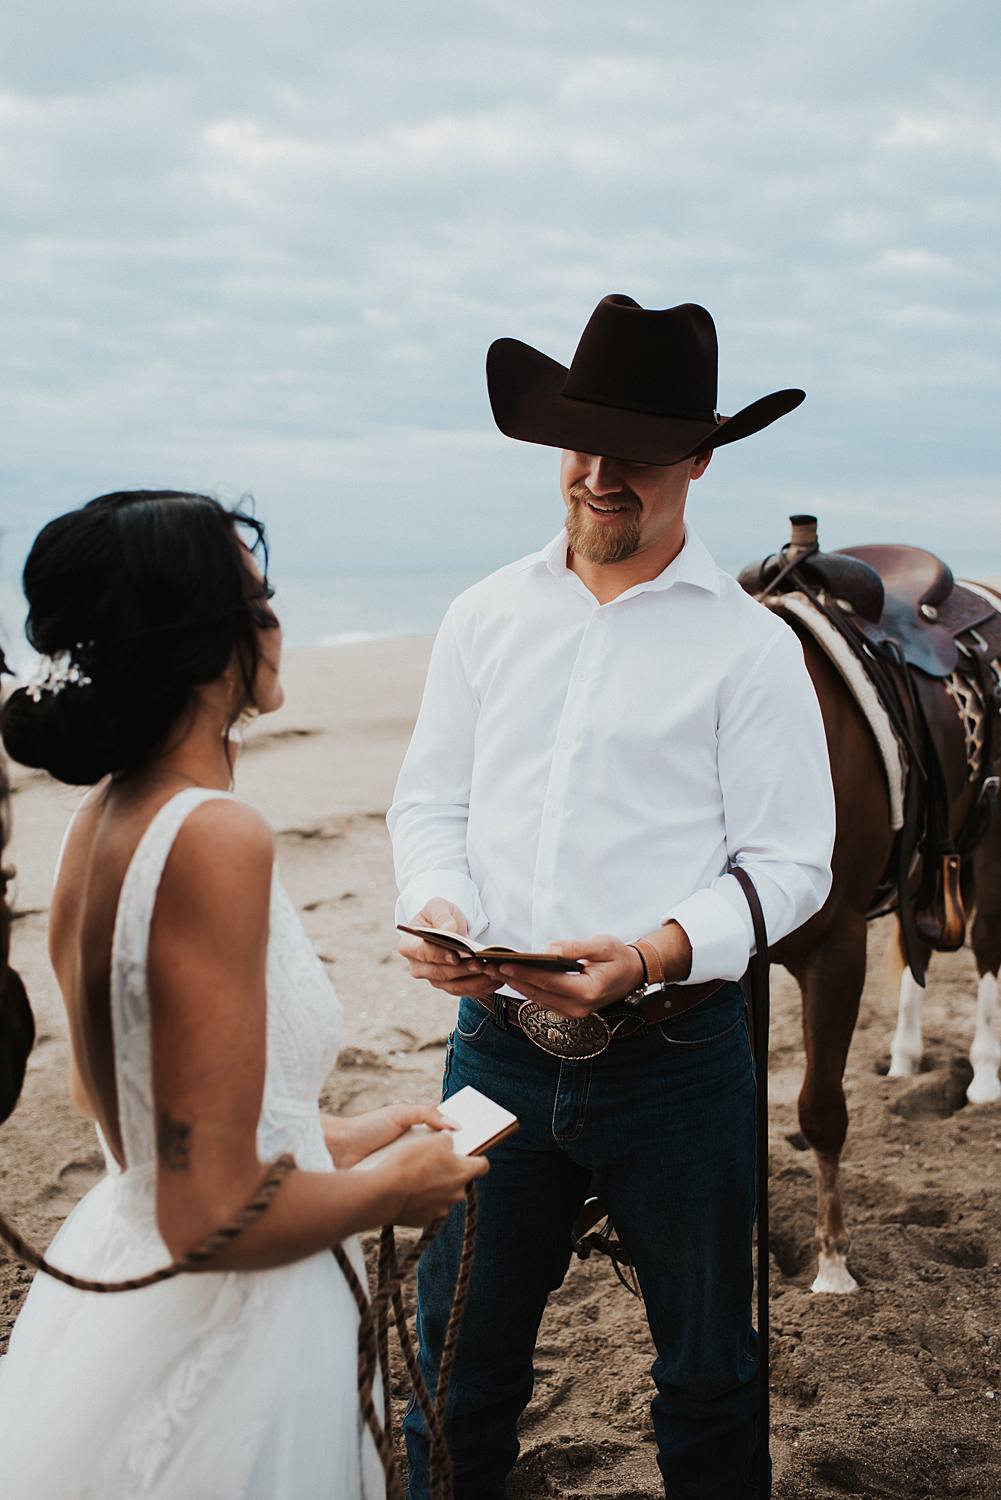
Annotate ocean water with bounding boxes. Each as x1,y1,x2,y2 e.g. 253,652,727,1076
0,569,485,676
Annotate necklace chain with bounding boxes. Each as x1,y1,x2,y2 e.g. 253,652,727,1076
145,767,206,790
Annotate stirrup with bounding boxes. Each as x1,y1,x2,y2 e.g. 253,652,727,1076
570,1197,640,1296
915,851,967,950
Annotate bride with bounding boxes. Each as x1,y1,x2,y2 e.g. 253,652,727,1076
0,489,486,1498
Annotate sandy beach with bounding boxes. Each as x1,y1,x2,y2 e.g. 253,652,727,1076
2,636,999,1498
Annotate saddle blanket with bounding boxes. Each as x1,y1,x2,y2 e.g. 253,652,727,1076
765,590,906,830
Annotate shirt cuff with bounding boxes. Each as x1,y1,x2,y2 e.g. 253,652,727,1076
660,883,753,985
395,870,489,940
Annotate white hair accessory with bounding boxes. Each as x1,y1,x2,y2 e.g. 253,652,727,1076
23,646,93,704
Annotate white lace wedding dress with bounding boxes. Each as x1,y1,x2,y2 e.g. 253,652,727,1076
0,788,385,1499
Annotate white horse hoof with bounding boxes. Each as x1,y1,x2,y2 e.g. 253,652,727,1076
811,1251,859,1295
966,1072,1001,1106
887,1051,920,1078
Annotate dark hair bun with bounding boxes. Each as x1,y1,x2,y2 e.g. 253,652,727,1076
1,670,114,787
1,491,273,786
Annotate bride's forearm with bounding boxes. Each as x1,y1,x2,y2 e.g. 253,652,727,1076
158,1161,402,1272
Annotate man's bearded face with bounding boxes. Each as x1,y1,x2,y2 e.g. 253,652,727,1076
564,481,642,564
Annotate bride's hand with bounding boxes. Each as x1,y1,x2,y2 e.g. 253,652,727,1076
381,1131,488,1226
321,1104,456,1170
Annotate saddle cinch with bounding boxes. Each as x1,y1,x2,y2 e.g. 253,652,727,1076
740,516,1001,983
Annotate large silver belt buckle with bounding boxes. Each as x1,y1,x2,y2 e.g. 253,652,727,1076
516,1001,611,1060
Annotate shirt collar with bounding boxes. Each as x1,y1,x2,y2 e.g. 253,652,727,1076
535,524,721,598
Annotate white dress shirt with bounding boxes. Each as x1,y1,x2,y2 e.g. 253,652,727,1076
388,525,835,985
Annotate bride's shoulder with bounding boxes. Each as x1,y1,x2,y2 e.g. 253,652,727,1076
168,795,274,871
141,798,277,960
157,795,273,901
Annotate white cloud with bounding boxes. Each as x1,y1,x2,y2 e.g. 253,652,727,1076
878,107,1001,161
885,303,971,329
873,248,956,275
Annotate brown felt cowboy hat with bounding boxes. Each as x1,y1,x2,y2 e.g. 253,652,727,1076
486,294,805,466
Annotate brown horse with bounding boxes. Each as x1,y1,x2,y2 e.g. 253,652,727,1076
747,534,1001,1293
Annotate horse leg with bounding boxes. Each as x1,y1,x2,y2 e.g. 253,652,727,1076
967,971,1001,1104
787,912,867,1294
887,918,933,1077
968,844,1001,1104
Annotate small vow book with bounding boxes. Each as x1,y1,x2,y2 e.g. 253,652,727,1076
353,1086,519,1171
397,924,584,973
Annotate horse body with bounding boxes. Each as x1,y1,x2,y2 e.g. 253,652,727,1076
747,531,1001,1294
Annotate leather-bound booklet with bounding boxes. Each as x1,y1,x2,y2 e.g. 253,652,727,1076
353,1086,519,1171
396,924,584,972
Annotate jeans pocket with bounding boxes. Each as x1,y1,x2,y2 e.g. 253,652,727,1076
656,985,747,1048
454,996,494,1045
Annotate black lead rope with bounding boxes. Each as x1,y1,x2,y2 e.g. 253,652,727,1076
732,866,771,1500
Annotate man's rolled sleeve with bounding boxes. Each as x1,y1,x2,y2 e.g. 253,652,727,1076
662,885,752,984
661,622,835,984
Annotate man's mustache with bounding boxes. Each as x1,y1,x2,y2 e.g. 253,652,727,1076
568,482,640,510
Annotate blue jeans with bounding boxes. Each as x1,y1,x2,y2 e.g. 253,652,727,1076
404,982,763,1499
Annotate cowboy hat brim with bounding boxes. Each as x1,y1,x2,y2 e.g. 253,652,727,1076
486,337,805,466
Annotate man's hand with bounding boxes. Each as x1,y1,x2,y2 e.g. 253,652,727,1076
398,897,499,999
484,935,644,1017
485,923,692,1019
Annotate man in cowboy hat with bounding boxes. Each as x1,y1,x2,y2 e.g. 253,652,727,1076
390,295,836,1498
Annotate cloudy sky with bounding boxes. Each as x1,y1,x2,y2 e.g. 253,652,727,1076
1,0,999,593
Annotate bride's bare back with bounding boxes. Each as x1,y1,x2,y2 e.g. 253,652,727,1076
49,783,191,1168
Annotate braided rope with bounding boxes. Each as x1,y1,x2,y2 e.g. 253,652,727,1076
430,1185,477,1497
334,1183,478,1500
377,1225,396,1428
0,1154,296,1293
332,1242,406,1498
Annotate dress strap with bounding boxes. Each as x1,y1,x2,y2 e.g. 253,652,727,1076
112,788,233,991
109,788,233,1164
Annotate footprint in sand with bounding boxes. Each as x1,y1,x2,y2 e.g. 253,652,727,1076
279,821,348,842
881,1193,949,1228
42,1154,104,1214
242,727,318,754
889,1057,972,1119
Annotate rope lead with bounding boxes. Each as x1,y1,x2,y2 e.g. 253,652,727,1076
0,1154,297,1292
334,1183,478,1500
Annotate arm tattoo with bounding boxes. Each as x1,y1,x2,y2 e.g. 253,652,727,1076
157,1110,193,1171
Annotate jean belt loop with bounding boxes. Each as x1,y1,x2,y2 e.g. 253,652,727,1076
492,993,509,1030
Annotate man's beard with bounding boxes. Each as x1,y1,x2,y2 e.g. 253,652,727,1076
564,483,642,564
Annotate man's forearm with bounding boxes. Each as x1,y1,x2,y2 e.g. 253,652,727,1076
633,919,693,986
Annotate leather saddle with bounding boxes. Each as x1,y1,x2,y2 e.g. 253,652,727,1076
739,518,1001,978
740,534,1001,679
839,544,1001,679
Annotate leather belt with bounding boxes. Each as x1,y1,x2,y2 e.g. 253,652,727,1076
473,978,727,1061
